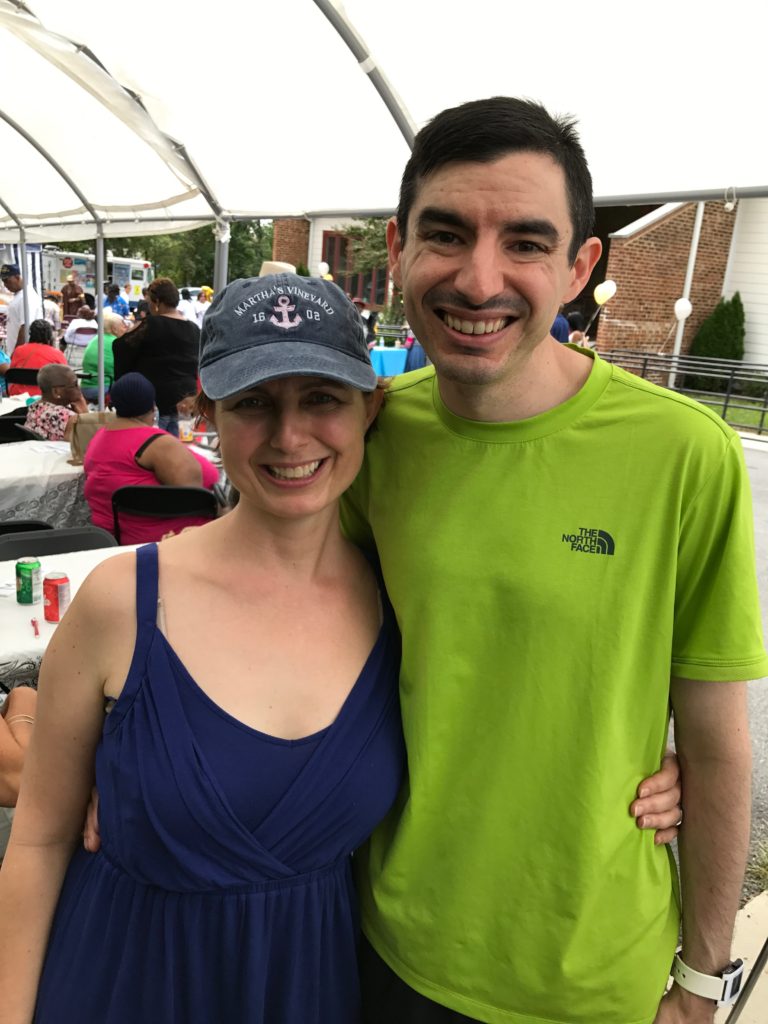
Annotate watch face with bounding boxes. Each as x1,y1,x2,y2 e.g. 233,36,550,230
723,960,744,1000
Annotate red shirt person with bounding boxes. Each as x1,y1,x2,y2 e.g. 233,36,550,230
5,319,67,396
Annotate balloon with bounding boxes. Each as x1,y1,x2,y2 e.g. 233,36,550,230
317,261,330,276
593,280,617,306
674,297,693,321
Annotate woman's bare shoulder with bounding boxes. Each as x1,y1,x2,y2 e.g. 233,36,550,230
71,550,138,624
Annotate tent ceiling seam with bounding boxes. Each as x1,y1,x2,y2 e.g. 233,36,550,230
0,5,224,218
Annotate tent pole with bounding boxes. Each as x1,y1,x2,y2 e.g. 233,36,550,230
18,230,30,346
213,220,230,294
668,201,705,391
312,0,416,148
95,226,105,411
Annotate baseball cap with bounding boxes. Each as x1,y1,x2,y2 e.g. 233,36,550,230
199,274,377,400
1,263,20,279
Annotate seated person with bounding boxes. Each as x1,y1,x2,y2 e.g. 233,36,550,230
0,687,37,860
83,372,219,543
25,364,88,441
4,319,68,396
63,305,98,347
80,311,127,399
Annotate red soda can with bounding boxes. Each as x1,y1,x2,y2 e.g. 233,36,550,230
43,572,71,623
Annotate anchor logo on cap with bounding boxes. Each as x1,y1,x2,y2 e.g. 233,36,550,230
270,295,302,331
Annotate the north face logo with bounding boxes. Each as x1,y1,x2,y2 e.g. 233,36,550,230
562,527,615,555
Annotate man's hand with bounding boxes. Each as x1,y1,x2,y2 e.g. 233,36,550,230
631,749,682,844
653,984,715,1023
82,787,101,853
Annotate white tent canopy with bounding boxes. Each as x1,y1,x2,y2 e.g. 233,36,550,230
2,0,767,246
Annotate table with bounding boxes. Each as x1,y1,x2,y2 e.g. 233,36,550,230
370,347,408,376
0,440,91,528
0,544,137,690
0,395,31,416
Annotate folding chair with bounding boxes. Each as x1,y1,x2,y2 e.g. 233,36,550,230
111,485,219,544
15,424,45,441
3,368,39,388
0,520,53,535
0,526,118,560
65,327,98,370
0,419,35,444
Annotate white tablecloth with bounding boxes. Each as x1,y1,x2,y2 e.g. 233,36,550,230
0,544,138,690
0,440,91,528
0,395,31,415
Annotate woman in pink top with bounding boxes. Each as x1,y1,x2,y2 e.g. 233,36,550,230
84,373,219,543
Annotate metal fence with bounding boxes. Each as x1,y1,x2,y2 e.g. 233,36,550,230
375,324,408,346
599,350,768,436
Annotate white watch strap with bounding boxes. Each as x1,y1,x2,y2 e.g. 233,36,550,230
671,953,744,1007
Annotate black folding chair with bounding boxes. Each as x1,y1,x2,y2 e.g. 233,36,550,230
111,485,219,544
0,520,53,536
0,526,118,559
3,368,40,388
15,424,46,441
0,418,35,444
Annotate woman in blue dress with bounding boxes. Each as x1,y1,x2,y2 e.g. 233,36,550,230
0,274,404,1023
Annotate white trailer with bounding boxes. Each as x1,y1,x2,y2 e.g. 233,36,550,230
41,248,154,308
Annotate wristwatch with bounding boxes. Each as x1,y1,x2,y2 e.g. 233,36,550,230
671,952,744,1007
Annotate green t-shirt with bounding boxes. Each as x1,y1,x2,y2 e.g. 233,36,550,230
80,333,116,387
342,350,768,1024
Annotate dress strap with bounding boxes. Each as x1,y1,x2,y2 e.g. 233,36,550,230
134,543,160,626
102,543,160,729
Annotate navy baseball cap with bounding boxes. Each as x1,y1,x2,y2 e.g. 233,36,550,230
199,274,377,400
1,263,20,279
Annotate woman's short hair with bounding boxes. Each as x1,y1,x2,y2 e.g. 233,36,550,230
28,319,54,344
147,277,179,309
103,311,126,335
38,363,74,393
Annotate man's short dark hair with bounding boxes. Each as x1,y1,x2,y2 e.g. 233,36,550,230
396,96,594,264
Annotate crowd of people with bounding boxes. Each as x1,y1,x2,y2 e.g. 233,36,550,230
0,94,764,1024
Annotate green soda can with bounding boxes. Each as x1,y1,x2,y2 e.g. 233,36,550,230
16,558,42,605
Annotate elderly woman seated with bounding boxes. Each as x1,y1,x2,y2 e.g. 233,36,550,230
83,372,219,543
24,364,89,440
63,304,98,347
3,319,68,396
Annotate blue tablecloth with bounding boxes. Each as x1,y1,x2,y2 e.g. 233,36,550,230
370,347,408,376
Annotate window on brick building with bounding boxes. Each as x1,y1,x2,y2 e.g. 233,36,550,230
322,231,389,309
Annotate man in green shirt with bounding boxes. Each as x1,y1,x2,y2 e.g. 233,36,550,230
344,97,767,1024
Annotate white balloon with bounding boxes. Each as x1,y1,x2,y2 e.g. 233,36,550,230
593,280,617,306
674,297,693,321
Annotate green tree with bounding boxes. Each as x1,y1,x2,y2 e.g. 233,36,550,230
689,293,745,362
685,292,746,393
341,218,388,274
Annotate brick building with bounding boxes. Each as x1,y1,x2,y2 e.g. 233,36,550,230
595,202,736,357
272,218,311,271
